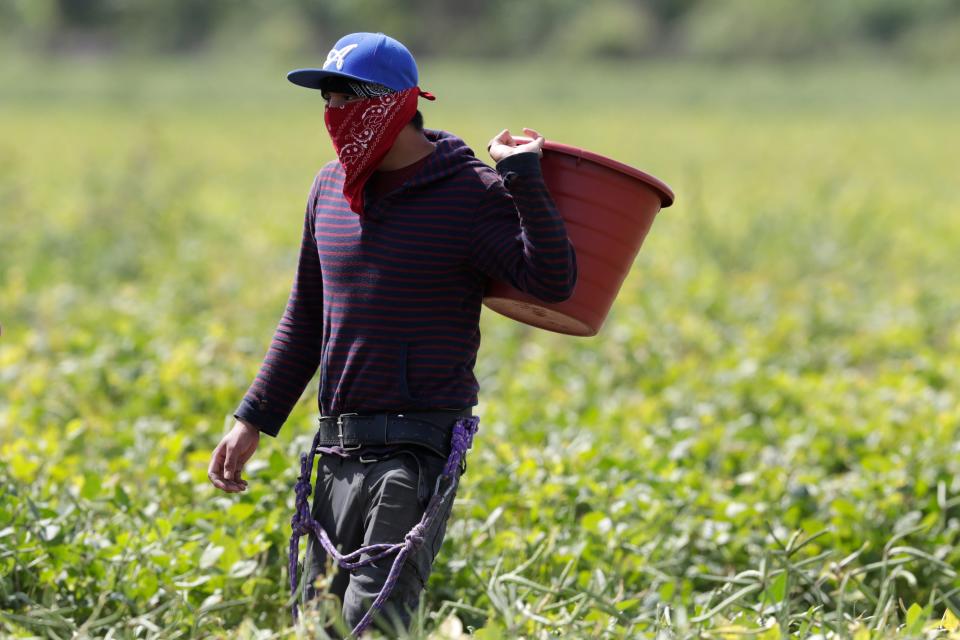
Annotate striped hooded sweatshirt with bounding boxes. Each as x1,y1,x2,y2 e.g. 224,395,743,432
234,128,577,437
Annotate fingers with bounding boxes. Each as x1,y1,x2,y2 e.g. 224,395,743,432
207,442,224,481
487,128,513,152
522,127,544,143
224,444,249,489
490,128,544,145
223,444,236,480
208,441,247,493
522,127,545,152
488,127,546,161
512,127,544,158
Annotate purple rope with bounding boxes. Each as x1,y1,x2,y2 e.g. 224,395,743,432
288,415,480,637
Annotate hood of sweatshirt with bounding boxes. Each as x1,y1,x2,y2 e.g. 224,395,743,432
400,128,489,191
347,128,491,220
322,128,491,220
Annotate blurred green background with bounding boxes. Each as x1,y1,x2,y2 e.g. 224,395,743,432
2,2,960,639
4,0,960,63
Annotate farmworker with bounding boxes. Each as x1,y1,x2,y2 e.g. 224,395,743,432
207,31,577,636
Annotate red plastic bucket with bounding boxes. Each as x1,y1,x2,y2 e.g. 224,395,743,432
482,139,674,337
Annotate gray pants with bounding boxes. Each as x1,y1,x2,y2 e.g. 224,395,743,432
301,447,458,637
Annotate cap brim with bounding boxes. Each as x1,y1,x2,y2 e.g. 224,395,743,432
287,68,375,90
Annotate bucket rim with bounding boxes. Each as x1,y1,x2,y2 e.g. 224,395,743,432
513,137,675,208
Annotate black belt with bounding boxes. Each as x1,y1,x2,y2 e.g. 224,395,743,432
316,408,472,459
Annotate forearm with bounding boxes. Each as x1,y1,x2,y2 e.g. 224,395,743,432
478,153,578,302
234,186,324,438
234,297,322,437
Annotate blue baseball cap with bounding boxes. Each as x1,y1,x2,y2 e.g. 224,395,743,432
287,32,427,94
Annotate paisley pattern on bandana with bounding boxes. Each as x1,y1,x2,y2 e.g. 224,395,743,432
324,86,422,215
346,80,394,98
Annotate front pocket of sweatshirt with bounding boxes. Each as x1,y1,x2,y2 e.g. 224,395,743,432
326,336,416,408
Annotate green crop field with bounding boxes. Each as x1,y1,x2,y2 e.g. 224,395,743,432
1,56,959,638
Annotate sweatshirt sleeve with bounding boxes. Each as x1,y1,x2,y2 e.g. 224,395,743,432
233,175,324,437
469,152,578,303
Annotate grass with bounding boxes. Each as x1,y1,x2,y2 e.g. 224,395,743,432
1,54,959,638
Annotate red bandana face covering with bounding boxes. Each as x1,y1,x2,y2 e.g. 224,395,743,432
324,86,434,215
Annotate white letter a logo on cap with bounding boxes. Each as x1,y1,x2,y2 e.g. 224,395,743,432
324,44,359,70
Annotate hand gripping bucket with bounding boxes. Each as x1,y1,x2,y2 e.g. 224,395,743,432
483,140,674,337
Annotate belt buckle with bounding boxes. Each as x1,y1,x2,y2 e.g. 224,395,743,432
337,413,362,450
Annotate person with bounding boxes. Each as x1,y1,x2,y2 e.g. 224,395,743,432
207,31,577,636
